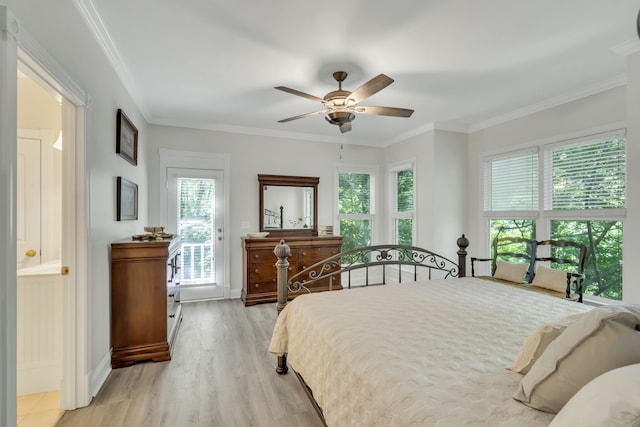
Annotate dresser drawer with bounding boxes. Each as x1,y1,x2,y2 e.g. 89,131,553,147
249,264,276,281
298,247,340,267
247,278,277,294
248,249,279,265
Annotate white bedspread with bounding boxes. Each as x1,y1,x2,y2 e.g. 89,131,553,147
269,277,592,427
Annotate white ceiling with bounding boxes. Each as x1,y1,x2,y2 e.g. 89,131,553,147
81,0,640,147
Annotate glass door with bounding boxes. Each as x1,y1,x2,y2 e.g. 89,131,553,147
167,167,224,301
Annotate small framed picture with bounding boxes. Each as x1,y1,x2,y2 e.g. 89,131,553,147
116,177,138,221
116,109,138,165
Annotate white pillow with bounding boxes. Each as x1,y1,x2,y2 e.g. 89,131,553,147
549,363,640,427
493,261,528,283
532,265,568,293
514,304,640,413
510,311,589,374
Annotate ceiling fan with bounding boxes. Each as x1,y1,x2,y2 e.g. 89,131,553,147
275,71,414,134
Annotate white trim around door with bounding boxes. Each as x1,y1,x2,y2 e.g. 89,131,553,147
159,149,231,299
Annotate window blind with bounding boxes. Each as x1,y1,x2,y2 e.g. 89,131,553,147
396,169,414,213
484,150,538,211
544,134,626,210
338,172,371,214
177,177,215,282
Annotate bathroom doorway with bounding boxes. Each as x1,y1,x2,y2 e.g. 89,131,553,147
16,64,66,425
15,50,88,422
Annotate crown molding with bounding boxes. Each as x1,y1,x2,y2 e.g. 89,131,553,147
73,0,149,118
148,116,386,146
467,75,626,133
3,6,90,108
0,6,19,38
611,38,640,56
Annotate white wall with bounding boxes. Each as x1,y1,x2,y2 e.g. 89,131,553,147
382,129,468,262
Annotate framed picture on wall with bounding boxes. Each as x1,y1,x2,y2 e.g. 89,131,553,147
116,108,138,165
116,177,138,221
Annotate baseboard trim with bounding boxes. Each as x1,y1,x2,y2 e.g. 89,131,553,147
90,350,111,398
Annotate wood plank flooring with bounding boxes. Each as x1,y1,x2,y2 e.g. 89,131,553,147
56,300,324,427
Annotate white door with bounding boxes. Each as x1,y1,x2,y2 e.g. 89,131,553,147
17,137,41,269
167,167,224,301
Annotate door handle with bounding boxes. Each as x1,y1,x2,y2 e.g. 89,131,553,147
25,249,37,257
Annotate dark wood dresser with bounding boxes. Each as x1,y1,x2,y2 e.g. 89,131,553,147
111,237,182,368
241,235,343,306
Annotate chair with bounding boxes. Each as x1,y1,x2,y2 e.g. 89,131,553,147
533,239,588,303
471,236,536,282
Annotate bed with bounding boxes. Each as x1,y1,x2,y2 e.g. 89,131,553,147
269,236,640,426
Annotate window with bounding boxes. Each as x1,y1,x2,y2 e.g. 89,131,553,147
390,164,415,247
177,177,216,285
337,169,376,262
484,149,538,212
483,130,626,300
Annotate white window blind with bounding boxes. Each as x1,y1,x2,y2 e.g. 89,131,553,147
177,177,215,283
339,172,372,214
396,168,414,213
484,150,538,211
544,132,626,211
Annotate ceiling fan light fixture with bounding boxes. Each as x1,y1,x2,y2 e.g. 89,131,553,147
325,111,355,126
276,71,413,134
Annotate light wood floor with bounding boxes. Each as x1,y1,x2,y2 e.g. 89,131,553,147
56,300,324,427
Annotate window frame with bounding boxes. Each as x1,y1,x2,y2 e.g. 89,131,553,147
481,129,627,301
334,164,379,246
389,160,416,246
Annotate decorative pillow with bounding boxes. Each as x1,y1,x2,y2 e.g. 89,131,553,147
532,265,568,293
549,363,640,427
514,305,640,414
510,311,589,374
493,261,528,283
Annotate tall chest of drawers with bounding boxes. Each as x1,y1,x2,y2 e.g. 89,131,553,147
241,235,343,306
111,237,182,368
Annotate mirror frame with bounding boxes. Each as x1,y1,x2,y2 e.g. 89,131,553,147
258,174,319,236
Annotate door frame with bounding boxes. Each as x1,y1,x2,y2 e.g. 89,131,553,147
167,167,225,300
159,149,231,299
1,8,91,425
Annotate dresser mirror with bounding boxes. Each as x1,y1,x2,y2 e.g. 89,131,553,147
258,174,319,236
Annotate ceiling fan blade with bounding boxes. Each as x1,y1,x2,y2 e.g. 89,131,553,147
347,74,394,104
356,106,414,118
274,86,326,103
278,110,327,123
339,122,352,133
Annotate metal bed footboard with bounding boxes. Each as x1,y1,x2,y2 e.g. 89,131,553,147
273,234,469,375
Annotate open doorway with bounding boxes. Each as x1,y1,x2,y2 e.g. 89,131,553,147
14,49,89,423
16,61,66,426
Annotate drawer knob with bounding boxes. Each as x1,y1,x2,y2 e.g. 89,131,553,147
254,254,260,259
169,314,175,318
254,269,259,273
302,251,307,256
254,283,260,288
168,293,175,298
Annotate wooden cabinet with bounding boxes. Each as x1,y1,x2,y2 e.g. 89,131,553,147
241,235,343,306
111,237,183,368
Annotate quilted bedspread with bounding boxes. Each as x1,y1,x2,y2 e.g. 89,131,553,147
269,277,592,427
